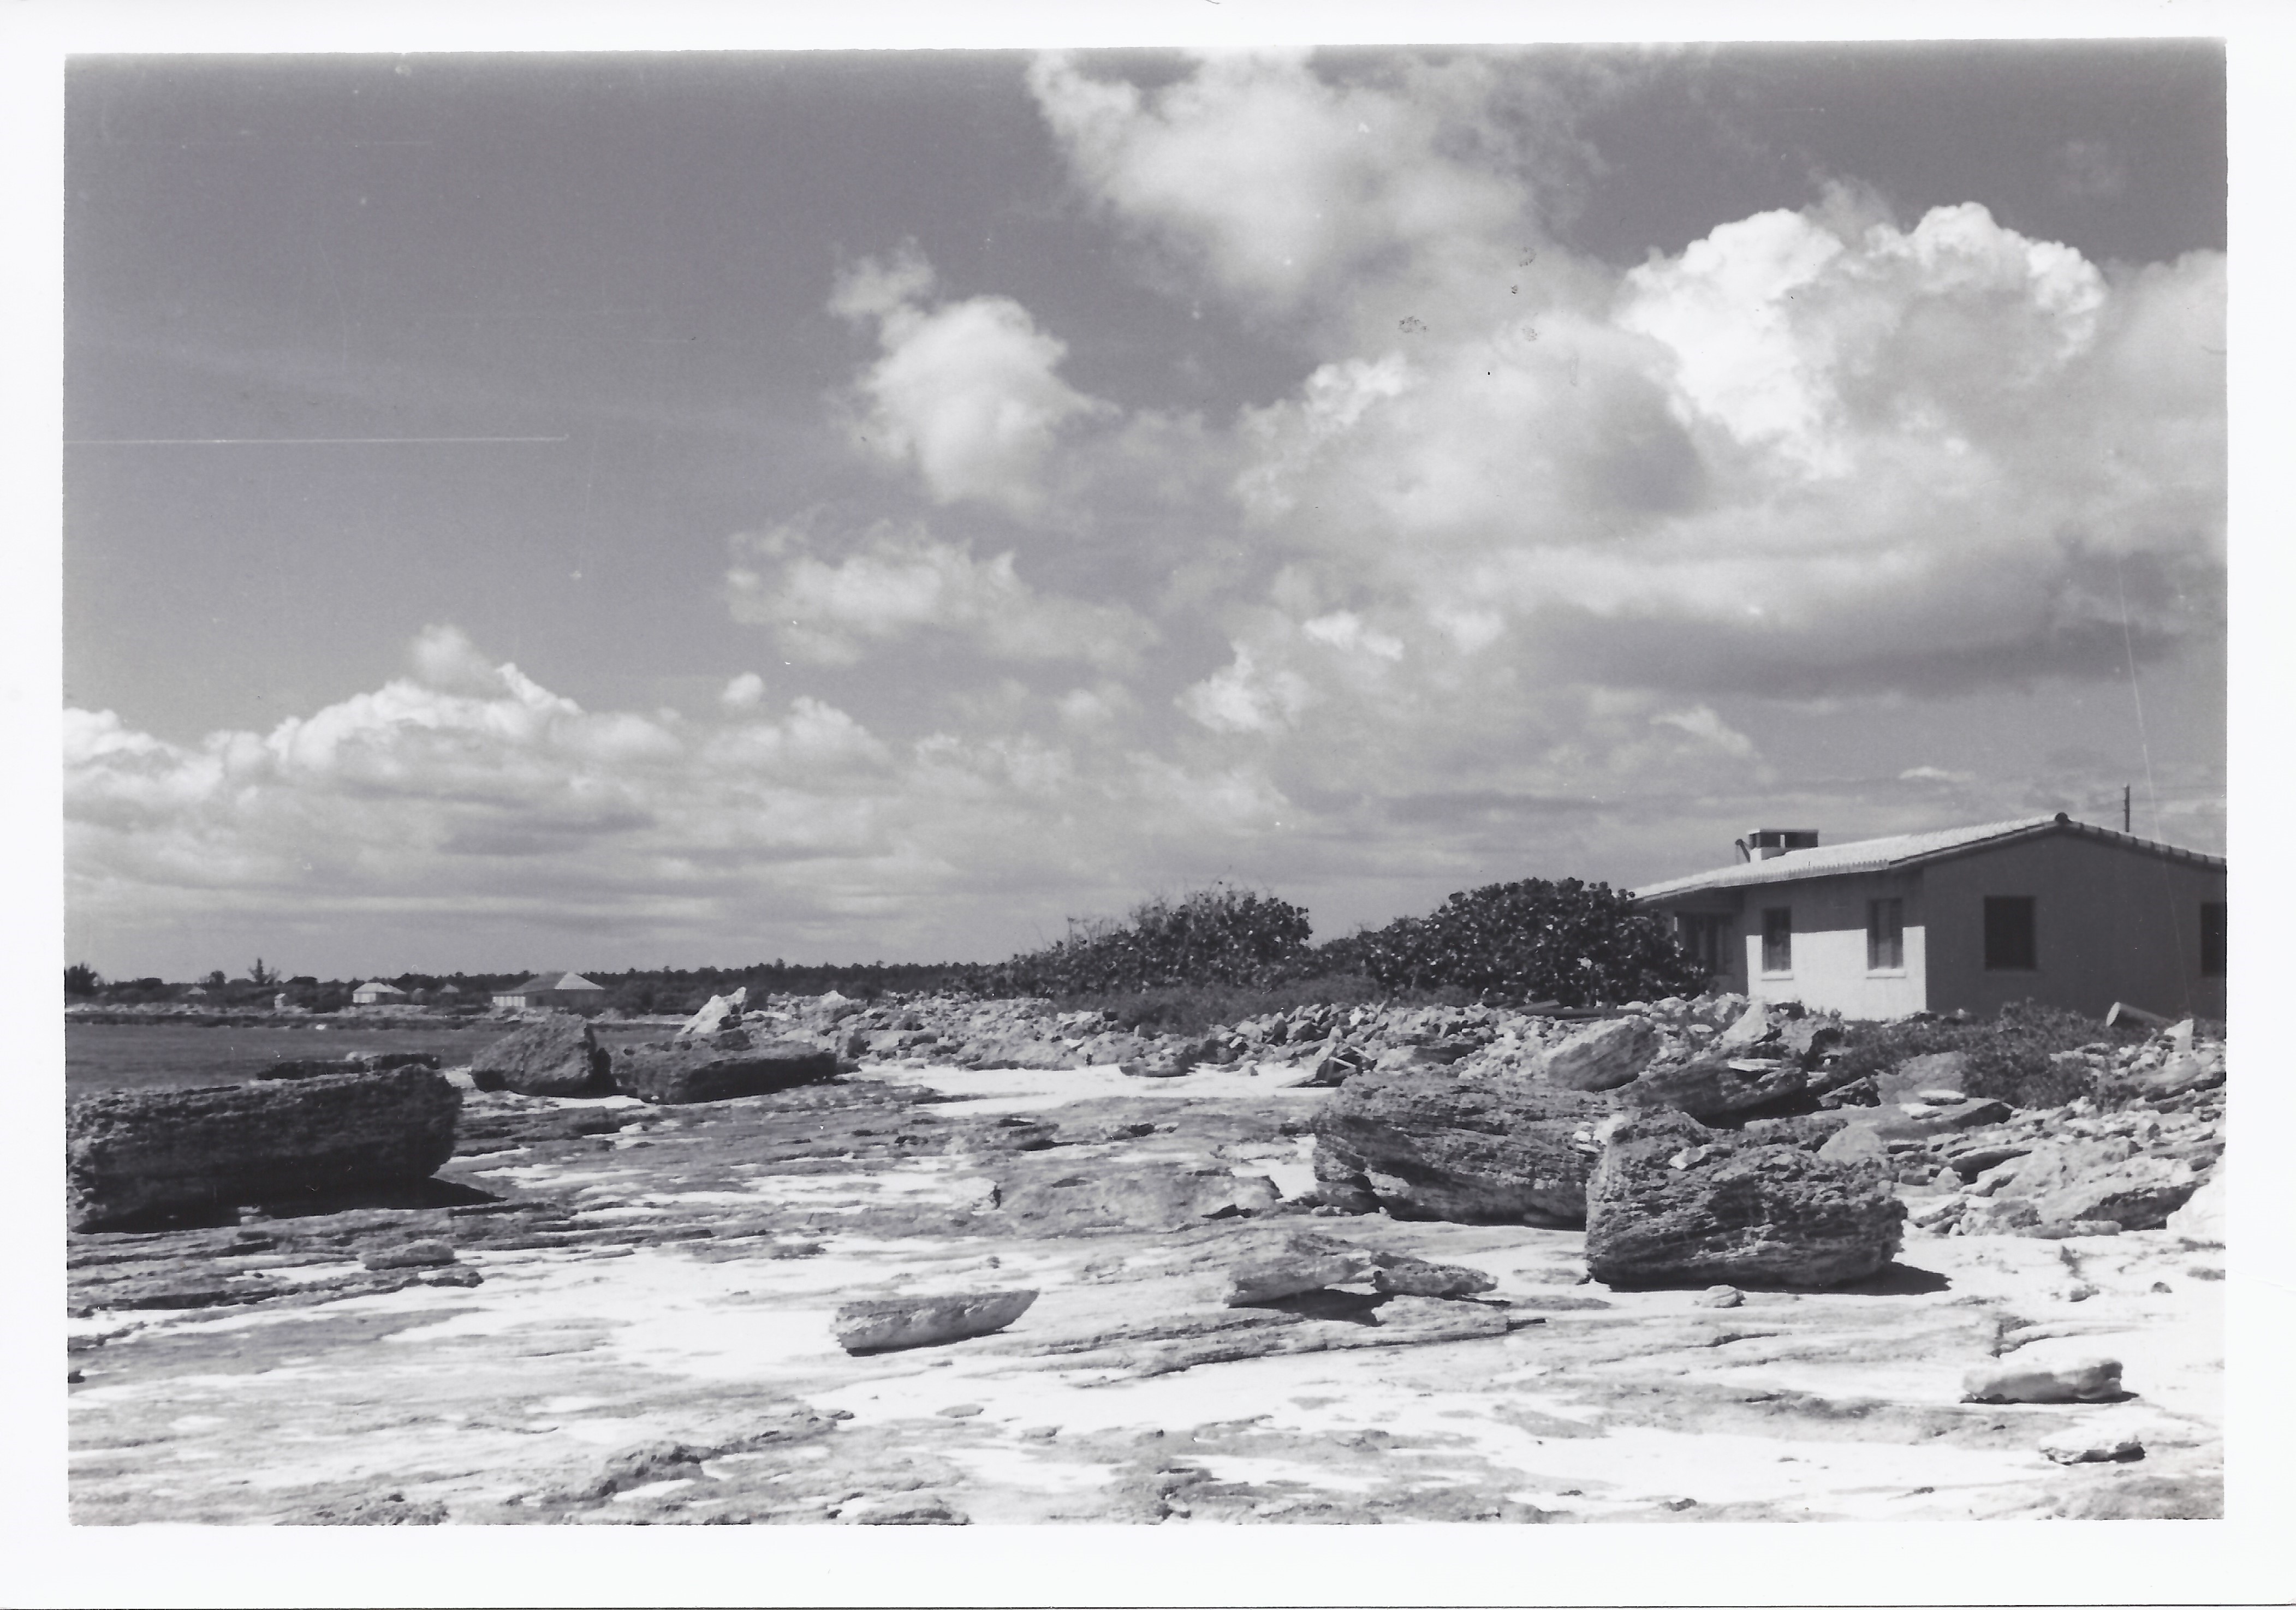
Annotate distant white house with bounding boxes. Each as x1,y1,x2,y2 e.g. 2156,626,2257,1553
1633,814,2226,1022
350,980,409,1007
491,971,609,1012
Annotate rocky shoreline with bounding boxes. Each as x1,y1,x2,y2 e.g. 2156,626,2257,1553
66,991,2224,1525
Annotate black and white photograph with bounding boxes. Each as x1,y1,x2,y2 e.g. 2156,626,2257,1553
23,3,2286,1600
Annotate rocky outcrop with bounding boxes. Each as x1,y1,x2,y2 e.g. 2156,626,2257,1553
1614,1056,1804,1120
1878,1051,1970,1104
832,1290,1037,1353
1218,1233,1377,1305
1312,1067,1607,1223
1584,1111,1904,1289
1534,1017,1660,1092
469,1013,612,1098
67,1067,462,1230
613,1031,840,1104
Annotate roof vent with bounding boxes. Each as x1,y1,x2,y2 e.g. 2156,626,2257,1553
1735,828,1819,863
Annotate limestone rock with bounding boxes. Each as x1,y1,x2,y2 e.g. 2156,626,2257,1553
66,1067,461,1231
1961,1356,2123,1404
1000,1164,1280,1234
1369,1254,1497,1299
258,1051,442,1082
1219,1233,1377,1305
361,1238,456,1270
1311,1066,1608,1224
613,1036,839,1104
675,988,747,1039
1615,1056,1804,1120
470,1013,612,1098
1584,1111,1904,1289
831,1290,1037,1354
1536,1017,1661,1092
1981,1140,2202,1231
1715,1001,1776,1052
1878,1051,1971,1104
2166,1172,2225,1247
2042,1430,2145,1465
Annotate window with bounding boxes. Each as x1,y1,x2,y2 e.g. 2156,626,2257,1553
1983,896,2037,971
2201,902,2226,977
1761,907,1793,975
1675,912,1734,976
1866,898,1904,971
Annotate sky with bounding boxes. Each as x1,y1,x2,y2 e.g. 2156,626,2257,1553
60,40,2228,981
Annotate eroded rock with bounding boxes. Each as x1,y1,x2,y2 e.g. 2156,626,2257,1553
614,1036,839,1104
67,1068,462,1231
469,1013,612,1098
1961,1357,2123,1404
1584,1111,1904,1289
832,1290,1038,1353
1311,1067,1606,1224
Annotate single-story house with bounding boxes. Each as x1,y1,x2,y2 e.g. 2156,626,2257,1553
350,980,408,1007
1633,814,2224,1022
491,971,609,1012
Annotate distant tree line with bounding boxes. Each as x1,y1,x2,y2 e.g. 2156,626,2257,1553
66,872,1703,1014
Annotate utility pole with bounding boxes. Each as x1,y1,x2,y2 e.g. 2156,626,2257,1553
2123,784,2131,834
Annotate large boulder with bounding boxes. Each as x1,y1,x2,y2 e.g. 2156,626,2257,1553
470,1013,612,1097
1614,1056,1804,1120
674,988,747,1040
1311,1066,1608,1224
1584,1110,1904,1289
613,1032,839,1104
67,1067,462,1231
1536,1017,1661,1092
2166,1171,2225,1246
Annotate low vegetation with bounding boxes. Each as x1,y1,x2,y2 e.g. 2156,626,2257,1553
1831,999,2147,1108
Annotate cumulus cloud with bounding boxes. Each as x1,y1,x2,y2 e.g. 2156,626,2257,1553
725,520,1157,670
832,245,1112,514
1028,51,1534,323
66,628,1310,969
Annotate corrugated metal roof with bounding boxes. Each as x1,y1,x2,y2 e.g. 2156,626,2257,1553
1632,814,2224,901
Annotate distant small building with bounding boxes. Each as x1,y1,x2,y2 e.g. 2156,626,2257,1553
350,980,409,1007
1633,814,2225,1022
491,971,608,1012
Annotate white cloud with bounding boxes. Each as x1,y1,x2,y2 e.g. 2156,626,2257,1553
725,521,1157,671
1028,51,1531,322
832,246,1111,515
718,671,766,712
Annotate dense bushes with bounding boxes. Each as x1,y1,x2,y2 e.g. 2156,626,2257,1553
1351,878,1704,1007
986,886,1316,997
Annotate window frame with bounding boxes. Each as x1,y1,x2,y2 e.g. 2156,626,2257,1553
1982,895,2038,973
1760,906,1793,976
1866,897,1905,973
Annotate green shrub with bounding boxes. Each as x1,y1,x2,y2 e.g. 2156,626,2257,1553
987,885,1316,996
1353,878,1703,1006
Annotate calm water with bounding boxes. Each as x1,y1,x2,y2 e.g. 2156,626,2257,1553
64,1019,667,1095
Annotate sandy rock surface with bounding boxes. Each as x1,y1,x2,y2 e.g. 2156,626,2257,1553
68,1028,2223,1525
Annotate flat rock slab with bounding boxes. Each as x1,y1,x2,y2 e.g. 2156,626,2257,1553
614,1037,840,1104
1962,1357,2124,1404
1614,1056,1804,1120
1000,1162,1281,1233
833,1290,1038,1353
1585,1110,1904,1289
67,1067,461,1231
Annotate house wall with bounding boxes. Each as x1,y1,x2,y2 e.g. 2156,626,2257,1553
1920,836,2225,1019
1646,872,1925,1018
1733,871,1926,1019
